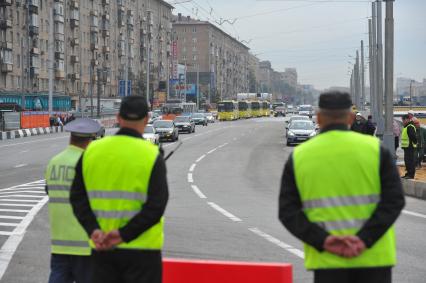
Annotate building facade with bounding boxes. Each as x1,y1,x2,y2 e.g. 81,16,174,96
172,14,250,103
0,0,173,111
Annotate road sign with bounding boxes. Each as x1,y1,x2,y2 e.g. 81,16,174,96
119,80,132,97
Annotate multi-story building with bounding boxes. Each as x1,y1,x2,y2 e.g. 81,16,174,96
172,14,250,103
281,68,298,89
0,0,173,111
259,60,272,93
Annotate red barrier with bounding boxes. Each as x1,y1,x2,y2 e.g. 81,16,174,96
163,258,293,283
20,112,50,129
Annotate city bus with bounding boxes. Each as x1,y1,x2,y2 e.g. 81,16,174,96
238,101,252,119
218,101,239,121
161,101,196,120
251,101,262,117
261,101,270,117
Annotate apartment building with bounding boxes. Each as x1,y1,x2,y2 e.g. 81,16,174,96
172,14,250,102
0,0,173,110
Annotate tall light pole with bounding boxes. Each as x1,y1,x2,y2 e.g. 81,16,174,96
360,40,365,111
355,50,361,110
376,0,384,137
368,20,374,111
383,0,395,155
371,3,378,124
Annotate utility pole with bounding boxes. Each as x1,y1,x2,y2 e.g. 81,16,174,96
360,40,365,111
371,3,378,124
383,0,395,155
97,68,102,117
48,7,54,116
196,63,200,110
410,80,413,108
376,0,384,137
146,10,151,108
355,50,361,110
368,19,374,114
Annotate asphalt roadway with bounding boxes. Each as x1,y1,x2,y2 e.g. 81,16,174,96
0,117,425,282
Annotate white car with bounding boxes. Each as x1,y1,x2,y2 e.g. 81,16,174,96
143,125,160,145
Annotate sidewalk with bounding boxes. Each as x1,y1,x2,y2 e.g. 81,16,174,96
398,150,426,200
0,126,64,141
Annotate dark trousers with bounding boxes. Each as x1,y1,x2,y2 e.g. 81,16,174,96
91,249,162,283
314,267,392,283
394,136,399,152
48,254,91,283
403,147,416,177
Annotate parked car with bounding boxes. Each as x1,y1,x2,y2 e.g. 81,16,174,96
153,120,179,142
174,116,195,133
286,120,317,146
143,125,160,145
205,112,215,123
192,113,208,126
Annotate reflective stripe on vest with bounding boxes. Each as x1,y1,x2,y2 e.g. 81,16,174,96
294,130,396,269
401,124,417,148
46,145,91,256
83,135,163,250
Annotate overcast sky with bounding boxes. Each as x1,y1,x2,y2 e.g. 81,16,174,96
169,0,426,90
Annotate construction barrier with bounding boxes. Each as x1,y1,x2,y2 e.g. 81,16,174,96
20,112,50,129
163,258,293,283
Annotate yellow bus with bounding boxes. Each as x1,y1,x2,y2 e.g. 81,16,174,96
238,101,252,119
218,101,239,121
262,101,270,117
251,101,262,117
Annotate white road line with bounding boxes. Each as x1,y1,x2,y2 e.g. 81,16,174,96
0,195,45,198
0,203,36,207
191,185,207,199
0,209,31,213
402,210,426,219
19,150,29,154
0,199,39,203
162,142,176,148
218,142,228,148
0,191,45,195
0,196,48,280
0,136,68,148
248,227,304,259
187,173,194,183
13,164,28,168
0,223,18,227
207,202,242,222
0,216,25,220
207,148,217,154
189,164,196,172
196,155,206,163
0,232,15,236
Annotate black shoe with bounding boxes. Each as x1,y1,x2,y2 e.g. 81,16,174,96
405,176,415,179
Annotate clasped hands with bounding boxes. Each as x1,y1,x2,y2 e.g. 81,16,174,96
323,235,366,258
91,229,123,251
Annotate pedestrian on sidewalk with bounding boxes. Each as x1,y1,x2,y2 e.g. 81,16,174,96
70,96,169,283
365,115,376,136
45,118,101,283
279,91,405,283
350,113,366,134
401,114,417,179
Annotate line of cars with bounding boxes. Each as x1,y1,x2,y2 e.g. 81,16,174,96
285,115,319,146
143,112,215,144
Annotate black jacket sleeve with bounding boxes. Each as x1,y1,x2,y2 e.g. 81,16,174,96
119,155,169,243
70,156,100,237
356,146,405,247
408,125,417,145
278,154,330,251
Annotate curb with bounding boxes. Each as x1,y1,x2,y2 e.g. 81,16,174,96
402,178,426,200
0,126,64,141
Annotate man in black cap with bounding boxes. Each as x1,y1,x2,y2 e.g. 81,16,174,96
45,118,100,283
279,92,405,283
70,96,169,283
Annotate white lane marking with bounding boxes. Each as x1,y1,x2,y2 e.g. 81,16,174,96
191,185,207,199
402,210,426,219
0,203,35,207
189,164,196,172
182,137,192,141
233,138,237,141
0,196,48,280
0,223,18,227
218,142,228,148
0,232,15,236
162,142,176,148
0,209,31,213
207,202,242,222
0,136,68,148
13,164,27,168
0,216,25,220
19,150,29,154
0,199,39,203
196,155,206,163
207,148,217,154
0,194,45,198
248,227,305,259
187,173,194,183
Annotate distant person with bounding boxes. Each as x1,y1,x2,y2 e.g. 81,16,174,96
45,118,100,283
401,114,417,179
279,92,405,283
350,113,366,134
365,115,376,136
393,120,401,152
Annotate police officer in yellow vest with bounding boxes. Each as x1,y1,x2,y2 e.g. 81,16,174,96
46,118,101,283
279,92,405,283
401,114,417,179
70,96,169,283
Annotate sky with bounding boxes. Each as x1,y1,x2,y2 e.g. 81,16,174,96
168,0,426,90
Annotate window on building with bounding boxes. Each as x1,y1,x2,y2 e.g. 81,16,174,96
16,11,19,25
1,49,13,64
192,46,197,52
55,22,64,34
16,54,20,68
192,37,197,43
192,55,197,61
192,27,196,33
182,55,186,60
9,31,12,43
